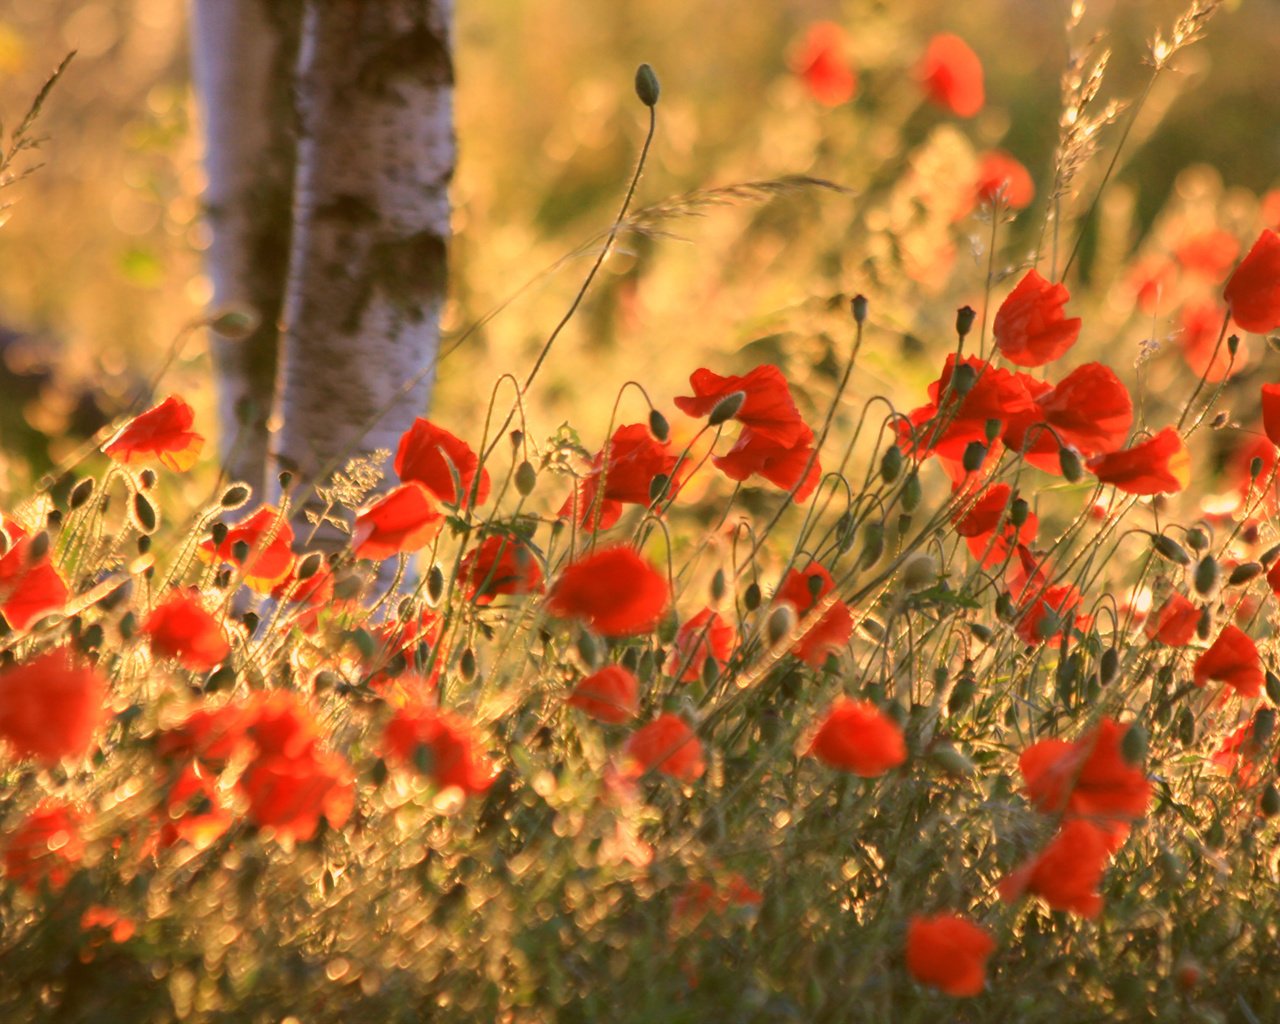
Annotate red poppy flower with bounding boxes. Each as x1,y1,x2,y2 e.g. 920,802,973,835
1035,363,1133,456
458,534,544,604
104,395,204,472
665,608,735,682
240,690,322,762
158,761,234,851
1015,582,1086,645
1176,229,1239,278
625,714,705,782
1211,716,1268,788
0,649,106,764
975,150,1034,209
917,34,984,117
567,665,640,724
1235,433,1280,512
269,562,336,632
998,818,1114,918
199,505,296,592
560,423,684,530
352,482,443,561
546,546,669,637
80,905,137,944
808,697,907,776
992,269,1082,367
712,424,823,503
675,365,810,448
1129,258,1175,315
1019,718,1151,836
1145,592,1199,647
382,705,495,796
775,563,853,666
156,702,253,768
3,801,85,892
394,418,490,506
791,21,856,106
142,590,231,671
1086,427,1190,495
1261,384,1280,447
906,913,995,997
952,483,1037,567
239,748,354,842
671,873,763,934
1193,624,1263,698
1224,229,1280,334
0,521,67,631
1180,301,1234,382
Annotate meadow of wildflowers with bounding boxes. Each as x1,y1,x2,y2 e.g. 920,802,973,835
3,1,1280,1021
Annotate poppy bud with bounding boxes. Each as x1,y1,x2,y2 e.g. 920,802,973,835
851,294,869,323
1262,784,1280,818
133,493,158,534
1250,455,1265,480
1261,543,1280,567
210,522,229,547
902,473,922,511
948,675,976,713
766,603,796,646
1058,446,1083,482
701,655,719,686
984,418,1002,442
743,581,761,611
1227,334,1239,357
647,409,670,443
515,460,537,496
1266,670,1280,704
69,477,95,510
208,305,261,340
1176,706,1196,746
278,470,294,490
634,63,660,107
1120,724,1148,764
1056,653,1079,701
710,568,727,603
1196,605,1212,641
708,391,746,426
139,468,158,490
995,591,1015,621
1008,497,1030,528
427,564,445,602
879,445,903,484
1186,526,1209,551
459,648,477,681
137,535,151,556
955,305,977,338
968,623,992,643
950,363,978,396
860,522,885,568
1193,556,1219,597
962,441,987,472
297,551,323,581
648,473,669,503
900,553,937,592
1100,647,1119,685
1151,533,1191,566
1227,561,1263,586
231,540,251,564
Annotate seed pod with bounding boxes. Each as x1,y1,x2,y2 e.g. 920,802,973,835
210,522,229,547
1227,561,1263,586
743,581,761,611
1120,724,1148,764
1250,455,1265,480
984,418,1002,443
26,531,50,563
955,305,977,338
647,408,670,443
1193,556,1219,596
515,460,537,497
1261,543,1280,567
231,539,251,563
1059,447,1083,483
139,468,157,490
1176,705,1196,747
879,445,903,485
1151,533,1191,566
850,293,869,324
133,493,157,534
708,391,746,426
69,477,95,510
1249,707,1276,749
962,441,987,473
766,603,796,647
221,484,251,509
634,63,660,106
137,535,151,556
1196,605,1212,641
950,363,978,396
900,553,937,592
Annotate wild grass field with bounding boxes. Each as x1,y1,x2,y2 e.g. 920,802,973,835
1,1,1280,1021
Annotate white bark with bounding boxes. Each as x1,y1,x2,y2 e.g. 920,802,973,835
189,0,301,495
275,0,454,541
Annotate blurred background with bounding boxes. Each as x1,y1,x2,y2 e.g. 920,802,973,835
0,0,1276,494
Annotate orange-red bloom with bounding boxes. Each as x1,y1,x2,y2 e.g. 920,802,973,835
625,714,705,782
80,905,137,944
665,608,735,682
158,761,235,851
1035,362,1133,456
382,705,495,796
142,589,231,671
998,818,1114,918
1180,301,1234,382
671,873,763,935
917,34,984,117
993,269,1081,367
1086,427,1190,495
352,482,444,561
1145,592,1199,647
567,665,640,724
240,748,354,842
775,563,853,666
395,418,490,506
547,546,669,636
675,365,810,448
1224,229,1280,334
0,520,67,631
713,424,823,503
1194,624,1263,698
808,697,907,777
104,395,204,472
156,702,253,769
1261,384,1280,447
3,801,85,892
459,533,544,604
791,21,856,106
199,505,296,592
975,150,1034,209
560,423,683,530
1015,581,1086,646
1019,718,1151,838
952,483,1037,567
906,913,995,997
0,649,106,764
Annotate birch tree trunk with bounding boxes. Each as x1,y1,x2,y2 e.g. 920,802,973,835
275,0,454,542
188,0,303,496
